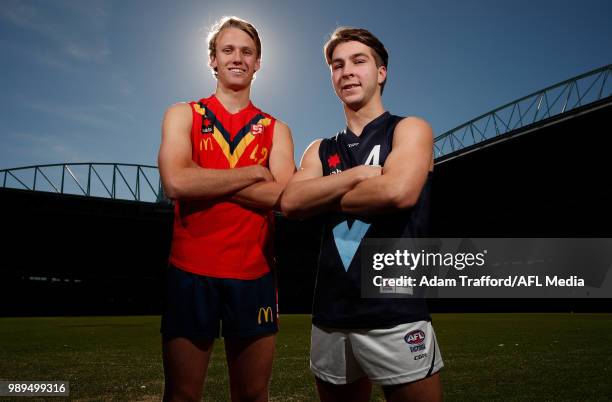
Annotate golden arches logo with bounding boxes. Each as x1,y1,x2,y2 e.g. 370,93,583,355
200,137,213,151
257,306,273,324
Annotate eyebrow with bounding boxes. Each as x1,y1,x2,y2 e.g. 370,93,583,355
331,52,371,64
221,44,255,50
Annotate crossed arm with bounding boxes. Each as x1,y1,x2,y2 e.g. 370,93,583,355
158,102,295,210
281,117,434,218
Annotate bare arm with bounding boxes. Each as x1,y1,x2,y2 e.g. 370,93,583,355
339,117,434,215
229,121,296,210
280,140,381,219
158,103,271,200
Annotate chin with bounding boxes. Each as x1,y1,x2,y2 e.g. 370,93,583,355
222,78,251,90
341,95,364,109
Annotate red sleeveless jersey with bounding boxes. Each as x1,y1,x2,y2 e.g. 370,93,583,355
168,95,276,279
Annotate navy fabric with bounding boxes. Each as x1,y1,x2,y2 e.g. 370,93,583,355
314,112,432,328
161,265,278,339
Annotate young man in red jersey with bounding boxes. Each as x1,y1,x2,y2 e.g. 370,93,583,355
281,28,443,402
158,16,295,402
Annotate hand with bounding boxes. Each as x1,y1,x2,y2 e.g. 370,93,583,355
352,165,382,181
247,165,274,182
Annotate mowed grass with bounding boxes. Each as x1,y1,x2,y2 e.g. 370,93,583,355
1,313,611,401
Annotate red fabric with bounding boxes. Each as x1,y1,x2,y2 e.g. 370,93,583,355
169,95,276,279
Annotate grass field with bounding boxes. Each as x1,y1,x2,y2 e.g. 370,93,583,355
1,313,611,401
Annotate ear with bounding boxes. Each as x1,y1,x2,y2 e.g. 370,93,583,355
377,65,387,85
210,55,218,71
254,57,261,73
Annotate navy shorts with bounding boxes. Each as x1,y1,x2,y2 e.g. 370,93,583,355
160,264,278,340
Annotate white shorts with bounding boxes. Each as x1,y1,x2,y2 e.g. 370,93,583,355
310,321,443,386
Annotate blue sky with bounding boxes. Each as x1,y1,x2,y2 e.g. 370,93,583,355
1,0,611,170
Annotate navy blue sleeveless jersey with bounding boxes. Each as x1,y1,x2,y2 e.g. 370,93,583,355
313,112,433,329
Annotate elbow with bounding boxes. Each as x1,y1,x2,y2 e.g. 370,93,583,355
280,193,305,219
389,186,418,210
162,185,179,200
161,177,182,200
159,164,181,200
395,196,417,210
280,196,298,219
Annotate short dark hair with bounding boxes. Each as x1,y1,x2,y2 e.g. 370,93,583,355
207,16,262,76
323,27,389,94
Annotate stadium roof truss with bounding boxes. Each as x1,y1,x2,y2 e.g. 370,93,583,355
0,163,164,203
433,64,611,159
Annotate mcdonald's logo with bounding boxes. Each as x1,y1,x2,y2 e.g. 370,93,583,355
258,306,273,324
200,137,213,151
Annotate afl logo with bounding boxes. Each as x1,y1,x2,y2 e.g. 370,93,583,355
404,330,425,345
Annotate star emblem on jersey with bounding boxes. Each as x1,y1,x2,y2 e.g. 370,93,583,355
201,118,213,134
332,219,371,271
328,153,341,168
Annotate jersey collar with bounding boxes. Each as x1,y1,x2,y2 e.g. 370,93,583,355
344,111,390,140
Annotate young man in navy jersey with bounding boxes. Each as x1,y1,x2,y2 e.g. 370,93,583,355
281,27,443,401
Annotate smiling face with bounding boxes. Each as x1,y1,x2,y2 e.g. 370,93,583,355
330,41,387,110
210,27,261,91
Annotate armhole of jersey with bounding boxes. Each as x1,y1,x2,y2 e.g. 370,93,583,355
188,101,199,120
263,116,277,170
188,101,200,162
388,115,404,152
317,138,327,169
268,116,277,143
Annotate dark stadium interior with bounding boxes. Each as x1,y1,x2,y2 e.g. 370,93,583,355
1,99,610,316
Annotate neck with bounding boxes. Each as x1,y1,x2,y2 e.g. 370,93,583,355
214,83,252,113
343,95,385,136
